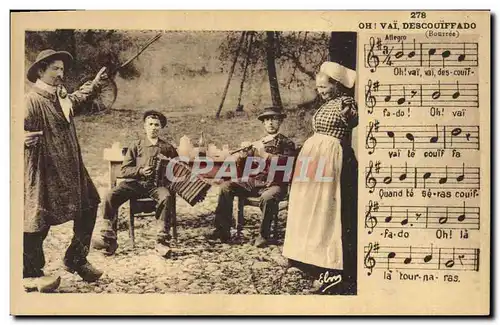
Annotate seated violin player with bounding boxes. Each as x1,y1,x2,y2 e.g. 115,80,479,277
92,110,178,256
206,106,295,247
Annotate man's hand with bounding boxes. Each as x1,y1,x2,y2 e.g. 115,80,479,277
25,131,42,147
236,141,252,159
252,140,269,159
89,67,109,93
97,71,109,83
141,166,154,177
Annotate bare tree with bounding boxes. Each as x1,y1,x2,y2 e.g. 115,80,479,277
265,31,283,108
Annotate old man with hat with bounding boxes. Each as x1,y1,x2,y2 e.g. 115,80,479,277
283,61,358,294
92,110,179,257
24,49,109,292
207,106,295,247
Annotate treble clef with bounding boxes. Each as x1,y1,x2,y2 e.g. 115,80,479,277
364,242,378,276
365,161,378,193
365,200,378,234
366,119,379,154
365,79,377,114
367,37,380,73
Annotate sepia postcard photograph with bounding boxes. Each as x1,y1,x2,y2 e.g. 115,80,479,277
10,10,491,316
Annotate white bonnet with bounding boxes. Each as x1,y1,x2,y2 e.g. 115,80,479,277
319,61,356,88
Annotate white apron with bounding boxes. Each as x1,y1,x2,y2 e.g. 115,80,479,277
282,133,343,270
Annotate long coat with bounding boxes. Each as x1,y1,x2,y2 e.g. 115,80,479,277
24,83,100,233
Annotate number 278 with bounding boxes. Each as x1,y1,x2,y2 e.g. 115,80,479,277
410,12,427,18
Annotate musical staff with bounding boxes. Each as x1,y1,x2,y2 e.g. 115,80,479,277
364,37,478,72
365,121,480,154
363,243,480,275
364,80,479,111
365,161,480,192
364,200,480,234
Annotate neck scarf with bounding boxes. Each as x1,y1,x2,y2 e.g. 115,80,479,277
35,79,73,123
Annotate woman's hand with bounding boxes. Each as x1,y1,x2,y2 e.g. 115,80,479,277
340,97,357,116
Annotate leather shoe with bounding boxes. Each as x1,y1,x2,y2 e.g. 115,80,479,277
155,242,173,258
64,261,103,283
205,229,230,243
92,236,118,256
254,236,269,248
23,275,61,293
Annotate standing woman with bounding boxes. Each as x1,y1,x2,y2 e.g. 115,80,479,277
283,61,358,294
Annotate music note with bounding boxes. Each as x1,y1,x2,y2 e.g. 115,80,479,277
430,124,439,144
458,43,466,62
432,81,441,100
397,86,406,105
366,161,377,193
387,251,396,271
408,39,416,58
385,85,392,102
365,79,377,114
383,166,393,184
424,244,433,263
365,201,378,234
441,49,451,68
404,246,412,265
395,41,404,59
406,132,415,150
456,163,465,182
439,166,448,184
401,209,409,226
445,248,455,268
450,127,462,147
422,171,431,189
439,207,449,225
387,131,395,149
457,201,466,222
452,81,461,99
367,37,380,73
428,48,436,67
399,162,407,181
364,242,378,276
366,120,379,155
385,206,393,223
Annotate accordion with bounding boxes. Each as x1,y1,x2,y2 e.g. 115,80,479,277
152,155,211,207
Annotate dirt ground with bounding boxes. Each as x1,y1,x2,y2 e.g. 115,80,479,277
42,186,315,295
37,109,321,295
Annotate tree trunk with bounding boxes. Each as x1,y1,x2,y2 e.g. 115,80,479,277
265,31,283,108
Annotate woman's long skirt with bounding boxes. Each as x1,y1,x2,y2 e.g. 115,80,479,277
283,133,344,270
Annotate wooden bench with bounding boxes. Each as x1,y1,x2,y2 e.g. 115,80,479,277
103,145,177,246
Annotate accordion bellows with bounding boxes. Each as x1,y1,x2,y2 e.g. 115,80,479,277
155,156,212,206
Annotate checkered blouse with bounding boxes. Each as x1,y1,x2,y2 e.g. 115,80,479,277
312,96,358,141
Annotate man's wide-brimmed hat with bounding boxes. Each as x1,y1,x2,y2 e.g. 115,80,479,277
319,61,356,89
257,106,287,121
27,49,73,83
143,110,167,128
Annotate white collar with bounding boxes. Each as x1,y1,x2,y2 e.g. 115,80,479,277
35,79,58,94
147,137,159,146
